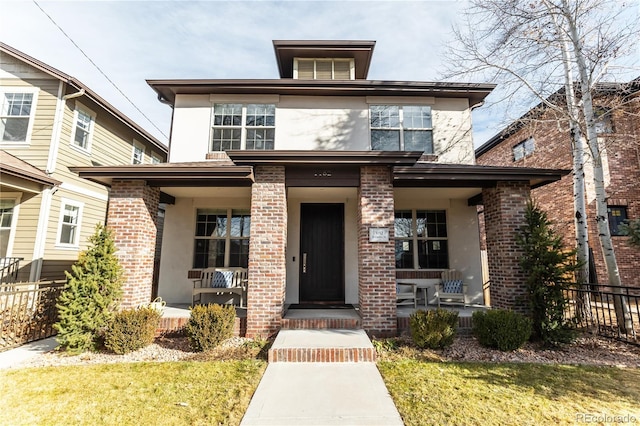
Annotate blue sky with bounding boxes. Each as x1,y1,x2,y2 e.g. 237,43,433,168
1,1,638,147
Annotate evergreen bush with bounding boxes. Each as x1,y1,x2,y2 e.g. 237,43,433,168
54,224,123,353
472,309,532,351
516,201,580,346
104,307,161,354
409,308,458,349
186,304,236,351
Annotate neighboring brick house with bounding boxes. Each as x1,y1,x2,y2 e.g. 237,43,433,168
0,42,167,283
74,40,566,337
476,79,640,288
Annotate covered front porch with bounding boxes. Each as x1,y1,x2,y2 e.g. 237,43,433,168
73,151,566,338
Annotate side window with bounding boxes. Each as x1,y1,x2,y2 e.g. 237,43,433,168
70,104,96,152
0,90,38,144
0,198,18,257
132,142,145,164
57,199,83,247
513,137,535,161
608,206,628,236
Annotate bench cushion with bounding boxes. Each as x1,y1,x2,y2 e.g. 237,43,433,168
211,270,234,288
442,279,462,293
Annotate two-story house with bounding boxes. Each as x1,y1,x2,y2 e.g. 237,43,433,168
74,40,566,337
0,42,167,283
476,79,640,288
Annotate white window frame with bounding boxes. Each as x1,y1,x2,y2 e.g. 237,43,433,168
132,140,145,164
293,58,355,80
56,198,83,249
0,87,39,146
0,193,22,257
210,103,276,152
513,137,535,161
69,102,96,154
369,105,434,153
150,152,162,164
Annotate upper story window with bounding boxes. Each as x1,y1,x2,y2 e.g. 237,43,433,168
0,90,37,144
513,137,535,161
370,105,433,153
211,104,275,151
294,58,354,80
395,209,449,270
151,152,162,164
132,141,145,164
595,108,614,134
70,105,95,152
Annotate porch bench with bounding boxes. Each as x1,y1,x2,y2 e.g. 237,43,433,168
189,268,248,307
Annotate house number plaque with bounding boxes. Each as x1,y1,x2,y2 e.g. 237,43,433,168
369,227,389,242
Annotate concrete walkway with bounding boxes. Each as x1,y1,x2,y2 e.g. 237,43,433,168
0,337,57,370
241,329,404,425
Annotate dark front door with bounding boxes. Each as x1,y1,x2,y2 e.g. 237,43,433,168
300,203,345,302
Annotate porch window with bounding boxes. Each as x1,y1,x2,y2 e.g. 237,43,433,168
395,209,448,269
370,105,433,153
193,209,250,268
0,199,16,257
211,104,275,151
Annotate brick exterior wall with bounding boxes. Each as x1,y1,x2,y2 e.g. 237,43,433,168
246,166,287,338
107,180,159,308
482,182,530,314
357,165,397,336
477,94,640,288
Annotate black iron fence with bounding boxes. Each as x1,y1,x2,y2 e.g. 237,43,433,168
0,281,65,351
0,257,24,285
565,284,639,345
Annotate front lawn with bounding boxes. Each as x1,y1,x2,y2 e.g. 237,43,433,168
0,360,266,426
379,360,640,425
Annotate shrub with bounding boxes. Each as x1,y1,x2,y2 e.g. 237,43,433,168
55,224,123,353
104,307,162,354
409,309,458,349
516,201,580,346
186,304,236,351
472,309,532,351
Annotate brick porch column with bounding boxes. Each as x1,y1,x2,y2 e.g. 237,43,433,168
246,166,287,338
358,166,397,336
107,180,159,308
482,181,530,314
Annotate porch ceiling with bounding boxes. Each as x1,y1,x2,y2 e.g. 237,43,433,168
227,150,423,165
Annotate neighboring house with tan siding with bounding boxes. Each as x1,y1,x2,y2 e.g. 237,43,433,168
0,42,167,283
476,78,640,288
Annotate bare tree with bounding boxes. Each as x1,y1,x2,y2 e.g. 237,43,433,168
445,0,638,333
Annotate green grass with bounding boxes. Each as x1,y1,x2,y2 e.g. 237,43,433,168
0,360,266,426
379,360,640,426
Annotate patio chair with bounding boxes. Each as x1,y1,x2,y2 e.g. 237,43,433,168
435,269,468,307
396,282,418,309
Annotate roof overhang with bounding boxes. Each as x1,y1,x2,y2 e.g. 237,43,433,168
393,163,568,189
272,40,376,79
147,79,496,108
70,163,254,188
0,151,61,193
227,150,423,166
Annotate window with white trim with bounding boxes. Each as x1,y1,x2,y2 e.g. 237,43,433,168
57,200,83,247
70,105,95,151
0,198,16,257
132,141,145,164
193,209,250,268
370,105,433,153
211,104,275,151
395,210,449,269
0,90,37,143
151,152,162,164
513,137,535,161
294,58,354,80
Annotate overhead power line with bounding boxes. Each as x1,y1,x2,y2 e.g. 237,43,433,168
32,0,168,141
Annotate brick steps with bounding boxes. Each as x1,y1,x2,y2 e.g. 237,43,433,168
281,317,362,330
268,329,376,363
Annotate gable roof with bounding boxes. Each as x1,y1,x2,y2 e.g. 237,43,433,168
475,77,640,158
0,42,167,154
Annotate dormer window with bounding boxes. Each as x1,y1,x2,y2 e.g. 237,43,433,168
294,58,354,80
